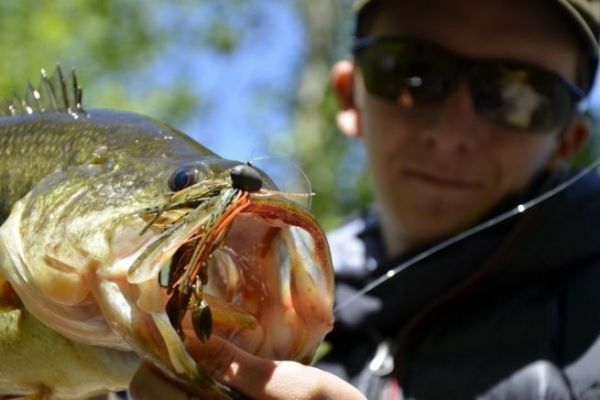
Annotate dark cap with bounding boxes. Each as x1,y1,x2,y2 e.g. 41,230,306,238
354,0,600,92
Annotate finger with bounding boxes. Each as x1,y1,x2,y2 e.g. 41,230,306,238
129,361,199,400
183,333,366,400
183,333,277,399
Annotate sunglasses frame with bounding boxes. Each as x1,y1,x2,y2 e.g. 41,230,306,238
352,36,586,132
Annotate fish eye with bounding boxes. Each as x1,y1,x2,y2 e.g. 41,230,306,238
168,165,200,192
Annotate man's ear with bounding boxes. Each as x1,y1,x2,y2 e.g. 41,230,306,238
549,114,591,168
331,60,361,138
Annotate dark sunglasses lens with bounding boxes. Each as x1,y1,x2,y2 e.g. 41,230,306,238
354,38,581,132
355,40,454,105
471,63,578,131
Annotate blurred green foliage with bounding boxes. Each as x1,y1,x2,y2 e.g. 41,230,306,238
0,1,156,103
0,0,249,126
0,1,198,127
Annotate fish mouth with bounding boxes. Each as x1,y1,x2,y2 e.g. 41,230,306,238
130,192,334,361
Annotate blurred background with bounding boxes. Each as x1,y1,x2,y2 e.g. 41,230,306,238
0,0,598,230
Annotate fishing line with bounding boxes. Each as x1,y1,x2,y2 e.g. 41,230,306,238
334,156,600,314
249,155,314,209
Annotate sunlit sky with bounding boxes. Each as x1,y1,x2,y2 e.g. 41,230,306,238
160,2,305,162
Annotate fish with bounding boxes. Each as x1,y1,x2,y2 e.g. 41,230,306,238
0,67,334,399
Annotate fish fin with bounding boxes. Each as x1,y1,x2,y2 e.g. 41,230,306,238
0,65,85,118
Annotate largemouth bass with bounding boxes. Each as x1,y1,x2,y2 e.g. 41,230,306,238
0,68,334,399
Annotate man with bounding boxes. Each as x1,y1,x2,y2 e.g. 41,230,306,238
130,0,600,398
320,0,600,398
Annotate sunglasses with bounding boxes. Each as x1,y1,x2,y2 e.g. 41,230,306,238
352,36,585,132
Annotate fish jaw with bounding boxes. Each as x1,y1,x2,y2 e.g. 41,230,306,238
87,196,337,396
213,197,335,362
121,192,335,373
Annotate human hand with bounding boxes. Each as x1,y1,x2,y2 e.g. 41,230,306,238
129,334,366,400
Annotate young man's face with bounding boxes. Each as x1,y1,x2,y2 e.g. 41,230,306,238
334,0,589,254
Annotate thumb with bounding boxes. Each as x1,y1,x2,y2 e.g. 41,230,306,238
183,333,278,398
184,333,366,400
129,362,196,400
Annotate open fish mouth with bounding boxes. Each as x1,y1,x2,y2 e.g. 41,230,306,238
130,175,334,362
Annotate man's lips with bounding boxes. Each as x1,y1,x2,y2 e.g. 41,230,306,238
403,167,483,190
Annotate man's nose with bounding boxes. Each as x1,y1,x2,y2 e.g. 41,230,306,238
418,80,479,155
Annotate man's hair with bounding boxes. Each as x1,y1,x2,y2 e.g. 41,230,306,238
354,0,599,93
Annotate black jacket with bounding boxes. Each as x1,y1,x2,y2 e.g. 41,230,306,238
318,170,600,399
